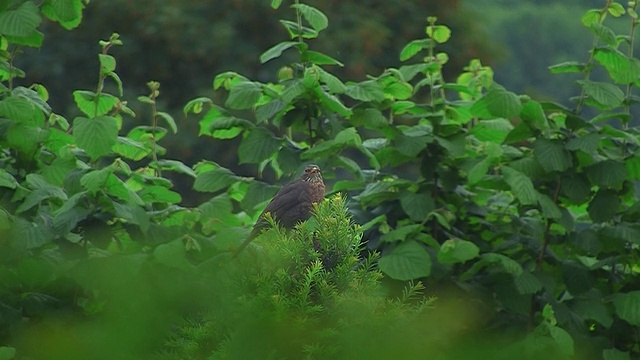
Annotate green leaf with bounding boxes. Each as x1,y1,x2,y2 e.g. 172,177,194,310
153,239,194,272
73,116,119,160
345,80,385,102
608,2,626,16
0,96,37,123
501,166,538,205
0,169,17,189
589,23,617,46
351,108,388,129
113,136,149,161
585,160,627,190
470,118,513,143
548,61,586,74
317,88,351,116
514,271,543,295
565,133,601,153
0,1,41,36
72,90,118,117
81,167,113,193
561,175,592,204
588,189,620,223
156,111,177,133
260,41,300,63
113,202,150,233
538,193,562,219
0,346,16,360
534,138,572,173
572,298,613,327
603,348,631,360
400,191,434,222
318,68,346,93
626,156,640,180
399,39,430,61
225,81,262,110
302,50,343,66
520,100,548,130
483,253,523,276
8,217,54,251
291,3,328,32
98,53,116,74
437,239,479,264
426,24,451,43
139,185,182,204
16,182,67,214
614,291,640,326
380,224,422,243
594,48,640,84
238,128,282,164
256,100,286,123
378,241,431,280
581,80,624,109
183,96,212,115
473,84,522,119
194,167,239,193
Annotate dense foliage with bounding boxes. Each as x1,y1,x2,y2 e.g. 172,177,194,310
0,1,640,360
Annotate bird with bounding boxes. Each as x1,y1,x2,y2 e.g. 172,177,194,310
232,164,325,257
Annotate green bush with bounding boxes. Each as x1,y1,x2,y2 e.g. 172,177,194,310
0,1,639,359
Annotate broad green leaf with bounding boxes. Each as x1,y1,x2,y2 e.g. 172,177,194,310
81,167,113,193
156,159,196,178
72,90,118,117
603,349,631,360
0,96,37,123
395,134,430,157
240,181,279,215
260,41,300,63
626,156,640,180
139,185,182,204
334,127,362,146
350,108,388,129
281,79,307,103
113,202,150,233
113,136,149,161
561,174,592,204
153,239,194,272
16,183,67,214
468,157,492,184
520,100,548,130
483,253,523,276
549,61,586,74
345,80,385,102
73,116,119,160
256,100,286,123
589,23,617,46
379,224,423,244
470,118,513,143
538,193,562,219
534,138,572,173
594,48,640,84
183,97,212,115
572,298,613,327
585,160,627,190
608,2,626,16
0,346,16,360
0,1,41,36
238,128,282,164
302,50,343,66
565,133,601,153
562,261,593,295
400,191,434,222
437,239,479,264
426,24,451,43
473,84,521,119
514,271,543,295
588,189,620,223
548,326,575,357
0,169,17,189
378,241,431,280
399,39,430,61
8,217,54,251
98,53,116,74
501,166,537,205
614,291,640,326
193,167,239,193
291,3,328,32
317,88,351,116
156,111,177,133
581,80,624,109
225,81,262,110
318,68,346,93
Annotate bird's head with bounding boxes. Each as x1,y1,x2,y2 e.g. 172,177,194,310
302,164,323,183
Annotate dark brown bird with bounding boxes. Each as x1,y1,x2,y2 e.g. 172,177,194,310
232,164,325,257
